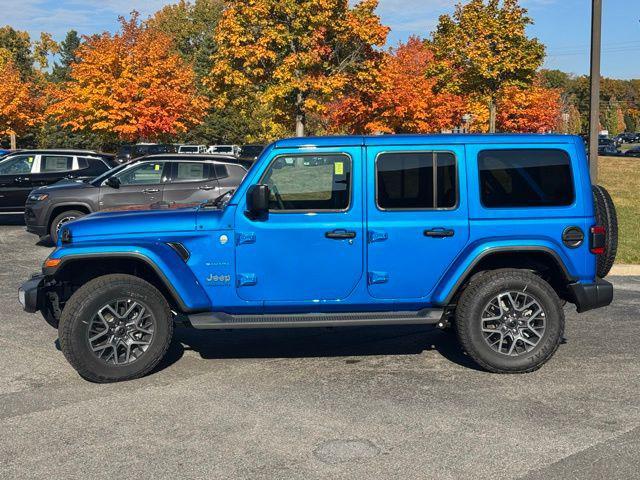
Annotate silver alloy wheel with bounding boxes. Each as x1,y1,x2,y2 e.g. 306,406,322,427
480,290,546,356
55,216,76,235
87,299,155,365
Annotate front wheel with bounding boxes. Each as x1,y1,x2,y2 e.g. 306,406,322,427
455,269,564,373
50,210,85,243
58,274,173,383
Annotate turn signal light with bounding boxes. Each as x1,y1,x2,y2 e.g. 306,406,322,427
589,226,606,255
43,258,62,269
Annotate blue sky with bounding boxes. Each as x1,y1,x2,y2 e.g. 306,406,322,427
1,0,638,79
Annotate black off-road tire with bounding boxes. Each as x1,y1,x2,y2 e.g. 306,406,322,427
592,184,618,277
58,274,173,383
50,210,85,243
455,269,564,374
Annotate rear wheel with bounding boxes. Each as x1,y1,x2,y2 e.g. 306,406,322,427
58,274,173,383
50,210,85,243
592,185,618,277
455,269,564,373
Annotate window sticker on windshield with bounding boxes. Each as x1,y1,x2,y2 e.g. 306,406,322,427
154,164,160,171
334,162,344,175
28,157,34,163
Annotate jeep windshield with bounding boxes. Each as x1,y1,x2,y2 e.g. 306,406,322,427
90,163,131,186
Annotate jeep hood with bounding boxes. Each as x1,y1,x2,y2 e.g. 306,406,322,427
66,208,201,238
36,180,95,193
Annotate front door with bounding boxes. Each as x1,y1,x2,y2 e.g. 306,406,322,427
234,148,364,303
99,161,168,211
366,146,469,300
0,153,37,211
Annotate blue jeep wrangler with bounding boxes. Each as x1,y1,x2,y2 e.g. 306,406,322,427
19,135,617,382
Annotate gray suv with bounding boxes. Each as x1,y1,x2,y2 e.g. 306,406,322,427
24,154,247,242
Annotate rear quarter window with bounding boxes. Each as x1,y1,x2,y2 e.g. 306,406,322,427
478,149,574,208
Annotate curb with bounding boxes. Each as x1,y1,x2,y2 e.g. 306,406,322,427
610,264,640,276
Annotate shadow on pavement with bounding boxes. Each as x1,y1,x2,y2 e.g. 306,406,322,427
154,324,483,374
0,213,25,226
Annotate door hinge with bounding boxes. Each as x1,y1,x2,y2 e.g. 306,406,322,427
368,271,389,285
237,273,257,287
236,232,256,245
368,230,388,243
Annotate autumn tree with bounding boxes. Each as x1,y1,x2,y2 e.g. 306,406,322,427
0,26,34,79
207,0,388,140
430,0,545,133
0,55,42,146
329,37,464,134
496,85,562,133
47,13,208,143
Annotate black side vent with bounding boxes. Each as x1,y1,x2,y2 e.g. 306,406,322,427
167,242,190,262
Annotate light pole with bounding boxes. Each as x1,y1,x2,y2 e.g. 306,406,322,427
588,0,602,182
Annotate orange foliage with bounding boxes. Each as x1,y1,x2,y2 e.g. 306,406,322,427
497,85,562,133
328,37,464,134
0,57,42,136
47,13,208,141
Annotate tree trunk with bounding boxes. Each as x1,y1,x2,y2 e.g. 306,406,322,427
489,98,497,133
295,92,305,137
10,132,16,150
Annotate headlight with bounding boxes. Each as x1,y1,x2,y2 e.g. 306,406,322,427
28,193,49,201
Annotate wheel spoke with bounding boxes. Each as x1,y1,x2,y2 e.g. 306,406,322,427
87,298,156,367
481,290,546,358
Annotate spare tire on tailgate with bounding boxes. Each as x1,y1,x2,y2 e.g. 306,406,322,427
592,185,618,277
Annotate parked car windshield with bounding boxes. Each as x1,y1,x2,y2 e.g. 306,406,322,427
90,162,130,185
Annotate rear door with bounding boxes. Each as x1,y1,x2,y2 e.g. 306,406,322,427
0,153,37,210
99,161,168,211
162,161,220,207
366,146,469,299
30,154,76,189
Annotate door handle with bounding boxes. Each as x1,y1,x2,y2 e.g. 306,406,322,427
199,185,215,191
424,228,455,238
142,188,160,194
325,229,356,239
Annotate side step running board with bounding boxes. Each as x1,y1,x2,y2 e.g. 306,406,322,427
187,309,444,330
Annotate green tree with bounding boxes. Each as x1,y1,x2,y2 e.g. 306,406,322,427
430,0,545,132
50,30,81,82
0,26,34,79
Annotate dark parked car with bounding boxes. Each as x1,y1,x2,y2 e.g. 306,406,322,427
0,150,116,213
24,154,247,242
238,144,265,162
623,146,640,157
597,144,620,156
115,144,177,163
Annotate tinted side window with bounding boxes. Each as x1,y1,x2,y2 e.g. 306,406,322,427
478,149,573,208
261,154,351,211
173,162,209,182
41,155,73,173
213,163,228,179
0,155,36,175
78,158,110,176
377,152,456,209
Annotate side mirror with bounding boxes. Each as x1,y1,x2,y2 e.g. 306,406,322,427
246,184,269,219
106,177,121,189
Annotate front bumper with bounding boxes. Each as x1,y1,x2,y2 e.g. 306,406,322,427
24,205,48,236
18,274,45,313
568,278,613,313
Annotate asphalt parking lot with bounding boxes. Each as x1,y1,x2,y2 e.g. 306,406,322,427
1,215,639,480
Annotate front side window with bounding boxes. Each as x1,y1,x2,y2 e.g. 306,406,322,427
117,162,166,186
261,154,351,211
376,152,457,209
0,155,36,175
41,155,73,173
478,149,574,208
